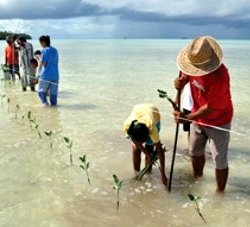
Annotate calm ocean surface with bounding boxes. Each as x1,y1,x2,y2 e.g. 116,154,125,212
0,39,249,226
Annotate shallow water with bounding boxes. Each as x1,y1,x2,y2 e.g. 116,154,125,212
0,39,250,227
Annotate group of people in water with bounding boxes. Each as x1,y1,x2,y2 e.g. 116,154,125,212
124,36,233,192
4,35,233,192
4,35,59,106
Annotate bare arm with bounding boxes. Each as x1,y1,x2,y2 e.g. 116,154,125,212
132,139,152,164
186,104,213,121
155,142,168,186
173,104,213,123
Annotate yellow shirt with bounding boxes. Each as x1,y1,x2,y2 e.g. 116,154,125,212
123,104,161,144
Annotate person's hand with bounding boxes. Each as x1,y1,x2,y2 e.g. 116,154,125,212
173,110,188,124
174,76,188,90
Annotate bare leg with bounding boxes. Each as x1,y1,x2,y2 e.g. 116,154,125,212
216,167,228,192
191,155,205,178
132,143,141,171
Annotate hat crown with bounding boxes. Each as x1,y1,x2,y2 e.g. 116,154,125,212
187,38,213,65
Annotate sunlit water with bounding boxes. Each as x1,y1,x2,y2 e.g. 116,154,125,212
0,39,250,227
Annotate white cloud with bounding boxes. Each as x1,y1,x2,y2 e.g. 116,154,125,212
0,19,31,33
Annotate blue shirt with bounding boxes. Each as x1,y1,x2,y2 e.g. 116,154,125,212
40,46,59,81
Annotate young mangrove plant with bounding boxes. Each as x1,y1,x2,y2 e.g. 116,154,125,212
6,97,10,112
30,118,42,139
44,130,54,149
113,174,123,211
15,104,20,119
79,155,90,185
27,111,32,128
64,137,73,165
157,89,178,110
187,193,207,224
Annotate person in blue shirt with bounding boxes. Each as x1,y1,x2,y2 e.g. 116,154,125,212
38,35,59,106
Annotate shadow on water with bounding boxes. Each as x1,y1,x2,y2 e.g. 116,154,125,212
59,90,76,99
59,103,97,111
229,176,250,195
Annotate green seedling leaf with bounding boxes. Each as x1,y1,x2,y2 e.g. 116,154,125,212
159,93,166,98
44,130,52,136
157,89,167,95
27,111,31,119
188,193,195,201
63,137,70,143
7,98,10,103
195,195,201,201
113,174,120,185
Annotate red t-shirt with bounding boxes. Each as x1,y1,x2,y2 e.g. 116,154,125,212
188,64,233,126
5,45,19,65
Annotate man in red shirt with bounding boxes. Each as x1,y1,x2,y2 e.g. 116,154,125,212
173,36,233,192
5,36,20,80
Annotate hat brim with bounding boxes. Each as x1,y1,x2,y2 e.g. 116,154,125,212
177,37,223,76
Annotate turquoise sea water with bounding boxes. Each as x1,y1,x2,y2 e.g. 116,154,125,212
0,39,249,226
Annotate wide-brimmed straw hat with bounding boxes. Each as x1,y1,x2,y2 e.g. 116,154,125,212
177,36,223,76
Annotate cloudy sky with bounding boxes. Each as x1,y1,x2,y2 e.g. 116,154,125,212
0,0,250,39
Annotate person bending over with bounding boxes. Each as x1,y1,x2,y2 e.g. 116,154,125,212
124,104,168,188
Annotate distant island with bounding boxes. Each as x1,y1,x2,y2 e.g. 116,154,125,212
0,31,32,40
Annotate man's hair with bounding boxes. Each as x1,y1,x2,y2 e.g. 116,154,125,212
39,35,50,46
30,58,38,65
34,50,41,56
6,36,12,44
127,120,149,142
17,36,27,43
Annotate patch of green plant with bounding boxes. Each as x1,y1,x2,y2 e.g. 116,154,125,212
27,111,33,128
64,137,73,165
157,89,178,110
44,130,54,149
15,104,20,119
187,193,207,224
79,155,90,185
30,117,42,139
113,174,123,211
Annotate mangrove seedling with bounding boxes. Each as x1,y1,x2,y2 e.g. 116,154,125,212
27,111,33,128
113,174,123,211
30,118,42,139
157,89,178,110
64,137,73,165
6,97,11,112
44,130,54,149
79,155,90,185
15,104,20,119
187,193,207,224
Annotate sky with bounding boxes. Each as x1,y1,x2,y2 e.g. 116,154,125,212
0,0,250,39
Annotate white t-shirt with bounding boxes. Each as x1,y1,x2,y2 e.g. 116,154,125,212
182,82,193,111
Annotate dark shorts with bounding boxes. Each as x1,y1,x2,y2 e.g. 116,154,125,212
8,64,19,74
183,108,191,132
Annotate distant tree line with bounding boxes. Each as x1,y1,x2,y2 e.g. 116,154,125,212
0,31,32,40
